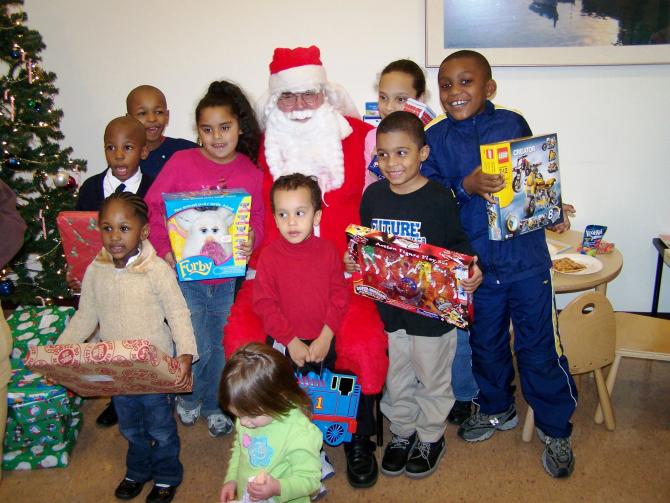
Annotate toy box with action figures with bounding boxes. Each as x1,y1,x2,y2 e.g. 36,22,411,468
163,189,251,281
345,224,474,329
480,133,564,241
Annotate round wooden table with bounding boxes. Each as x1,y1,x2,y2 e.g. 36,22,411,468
547,229,623,294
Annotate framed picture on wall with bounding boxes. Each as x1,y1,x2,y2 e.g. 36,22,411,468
425,0,670,67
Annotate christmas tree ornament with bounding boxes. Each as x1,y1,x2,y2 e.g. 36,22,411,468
66,175,77,189
5,155,19,168
0,277,15,297
53,170,69,187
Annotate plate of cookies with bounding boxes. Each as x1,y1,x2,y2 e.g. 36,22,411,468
551,253,603,275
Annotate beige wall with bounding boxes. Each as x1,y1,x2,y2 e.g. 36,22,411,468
25,0,670,312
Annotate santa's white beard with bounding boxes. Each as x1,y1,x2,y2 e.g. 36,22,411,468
264,102,352,193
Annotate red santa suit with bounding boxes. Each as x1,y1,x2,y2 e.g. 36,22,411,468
224,116,388,395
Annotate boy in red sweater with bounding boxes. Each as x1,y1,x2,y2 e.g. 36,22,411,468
253,173,349,371
252,173,352,496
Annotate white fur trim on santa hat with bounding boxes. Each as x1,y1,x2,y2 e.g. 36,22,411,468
269,64,327,94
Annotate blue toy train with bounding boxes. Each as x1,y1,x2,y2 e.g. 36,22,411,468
296,369,361,446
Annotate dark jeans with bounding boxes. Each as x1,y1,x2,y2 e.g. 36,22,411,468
179,280,235,416
268,336,377,437
113,393,183,486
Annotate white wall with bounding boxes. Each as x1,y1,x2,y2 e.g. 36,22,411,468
25,0,670,312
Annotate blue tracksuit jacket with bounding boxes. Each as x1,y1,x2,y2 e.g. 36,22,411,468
422,101,552,285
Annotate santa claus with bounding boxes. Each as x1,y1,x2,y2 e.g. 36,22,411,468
224,46,387,489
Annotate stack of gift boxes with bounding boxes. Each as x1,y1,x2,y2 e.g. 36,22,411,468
3,306,83,470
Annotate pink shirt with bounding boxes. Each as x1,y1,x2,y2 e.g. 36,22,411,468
145,148,265,267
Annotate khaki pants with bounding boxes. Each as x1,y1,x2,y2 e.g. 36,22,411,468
0,312,12,480
380,329,457,443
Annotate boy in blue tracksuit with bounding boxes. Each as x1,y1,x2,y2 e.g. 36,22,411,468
422,50,577,478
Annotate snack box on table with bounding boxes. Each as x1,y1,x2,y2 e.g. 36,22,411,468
163,189,251,281
24,339,192,397
56,211,102,284
480,133,564,241
345,224,474,329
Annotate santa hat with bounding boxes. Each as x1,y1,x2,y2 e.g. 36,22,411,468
269,45,328,94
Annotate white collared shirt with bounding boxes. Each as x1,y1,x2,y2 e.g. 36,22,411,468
103,168,143,198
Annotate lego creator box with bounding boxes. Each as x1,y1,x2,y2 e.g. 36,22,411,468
163,189,251,281
480,133,564,241
346,224,474,329
24,339,192,397
57,211,102,284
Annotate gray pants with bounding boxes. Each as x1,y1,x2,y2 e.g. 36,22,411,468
380,329,457,443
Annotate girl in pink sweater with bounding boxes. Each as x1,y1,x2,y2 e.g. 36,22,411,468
146,81,264,438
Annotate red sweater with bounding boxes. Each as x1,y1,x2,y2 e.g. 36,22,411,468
252,234,350,346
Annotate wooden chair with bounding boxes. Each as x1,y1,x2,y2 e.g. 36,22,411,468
594,312,670,424
522,292,616,442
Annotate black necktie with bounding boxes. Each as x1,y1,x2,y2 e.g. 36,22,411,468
115,183,126,194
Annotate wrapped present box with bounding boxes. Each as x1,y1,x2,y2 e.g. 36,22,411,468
7,364,79,423
2,412,82,471
8,306,75,361
163,189,252,281
24,339,192,396
346,224,474,329
4,413,72,451
56,211,102,284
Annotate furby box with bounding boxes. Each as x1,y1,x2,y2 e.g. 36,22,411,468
480,133,564,241
163,190,251,281
346,224,474,329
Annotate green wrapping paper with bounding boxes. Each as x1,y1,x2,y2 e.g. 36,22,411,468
1,412,83,470
7,363,78,423
7,306,75,361
4,414,71,450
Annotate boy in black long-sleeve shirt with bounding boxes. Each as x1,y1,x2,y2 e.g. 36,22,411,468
346,111,482,479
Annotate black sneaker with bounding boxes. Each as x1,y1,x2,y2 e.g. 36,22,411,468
404,437,446,479
380,432,417,476
447,400,472,426
457,404,518,442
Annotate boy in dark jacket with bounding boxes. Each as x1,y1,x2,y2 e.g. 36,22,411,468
422,50,577,478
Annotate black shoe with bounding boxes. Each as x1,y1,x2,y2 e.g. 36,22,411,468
146,484,177,503
405,437,446,479
381,432,417,476
114,478,145,500
97,401,118,427
344,434,378,488
447,400,472,426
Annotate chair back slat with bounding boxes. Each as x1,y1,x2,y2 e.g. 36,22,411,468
559,292,616,374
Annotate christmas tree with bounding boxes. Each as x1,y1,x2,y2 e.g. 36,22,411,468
0,0,87,305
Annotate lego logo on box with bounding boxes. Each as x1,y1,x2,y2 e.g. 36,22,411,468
497,147,509,163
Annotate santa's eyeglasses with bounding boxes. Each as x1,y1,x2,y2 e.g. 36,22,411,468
277,90,320,107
